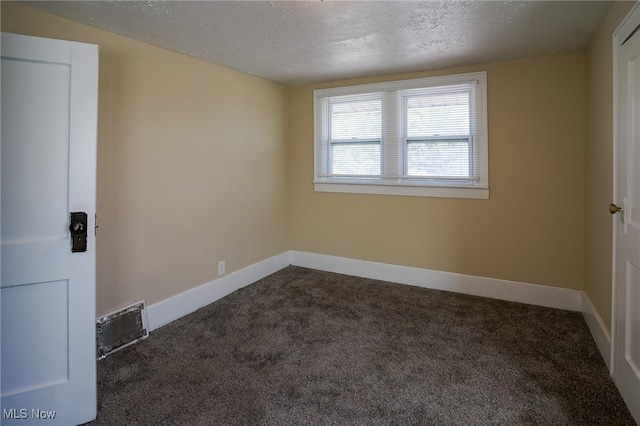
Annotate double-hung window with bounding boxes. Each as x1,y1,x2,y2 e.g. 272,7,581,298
314,72,488,199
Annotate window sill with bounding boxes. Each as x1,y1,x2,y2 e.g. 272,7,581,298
313,181,489,199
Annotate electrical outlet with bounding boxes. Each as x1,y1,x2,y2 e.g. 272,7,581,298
218,260,226,276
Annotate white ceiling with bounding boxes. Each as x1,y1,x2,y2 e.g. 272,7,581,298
25,1,613,85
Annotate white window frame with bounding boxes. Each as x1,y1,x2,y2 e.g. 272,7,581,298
313,72,489,199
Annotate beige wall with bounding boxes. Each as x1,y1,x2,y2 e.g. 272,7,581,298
584,1,635,333
1,2,289,316
288,53,586,290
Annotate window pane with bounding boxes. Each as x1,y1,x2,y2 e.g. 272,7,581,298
407,139,469,177
331,143,380,175
407,92,469,137
330,98,381,140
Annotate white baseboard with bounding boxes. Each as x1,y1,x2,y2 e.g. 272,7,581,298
140,250,586,335
145,252,291,331
581,292,612,370
290,251,582,312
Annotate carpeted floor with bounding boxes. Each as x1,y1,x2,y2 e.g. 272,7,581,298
88,266,635,425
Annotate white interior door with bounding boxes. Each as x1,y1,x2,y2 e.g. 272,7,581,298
612,4,640,424
1,33,98,425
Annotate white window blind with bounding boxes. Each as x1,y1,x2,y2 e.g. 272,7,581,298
314,72,488,199
403,84,477,180
328,95,382,176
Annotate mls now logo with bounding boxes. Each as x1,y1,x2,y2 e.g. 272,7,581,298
3,409,27,420
3,408,57,420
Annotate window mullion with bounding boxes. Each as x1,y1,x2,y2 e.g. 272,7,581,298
317,97,330,178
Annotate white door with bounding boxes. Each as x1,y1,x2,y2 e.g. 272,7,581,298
1,33,98,425
612,3,640,424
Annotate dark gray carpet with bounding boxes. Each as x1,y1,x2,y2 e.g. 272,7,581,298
89,266,634,425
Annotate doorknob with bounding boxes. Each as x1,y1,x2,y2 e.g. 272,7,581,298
69,212,88,252
610,203,623,214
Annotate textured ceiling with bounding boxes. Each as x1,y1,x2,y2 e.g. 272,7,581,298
25,1,613,85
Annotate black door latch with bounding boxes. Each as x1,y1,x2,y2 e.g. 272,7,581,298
69,212,88,253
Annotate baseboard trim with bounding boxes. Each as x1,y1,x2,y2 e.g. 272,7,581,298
581,292,612,369
144,250,585,333
290,251,582,312
146,252,291,331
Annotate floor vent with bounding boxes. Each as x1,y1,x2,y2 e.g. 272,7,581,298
96,301,149,360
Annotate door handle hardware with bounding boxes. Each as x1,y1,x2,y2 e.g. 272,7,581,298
69,212,88,252
610,203,623,214
611,198,627,233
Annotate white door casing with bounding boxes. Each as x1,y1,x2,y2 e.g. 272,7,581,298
1,33,98,425
612,3,640,424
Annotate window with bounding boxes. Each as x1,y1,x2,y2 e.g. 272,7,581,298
314,72,488,199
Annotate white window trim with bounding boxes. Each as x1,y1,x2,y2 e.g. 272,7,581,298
313,72,489,199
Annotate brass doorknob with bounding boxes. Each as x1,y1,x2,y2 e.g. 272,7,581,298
610,203,623,214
